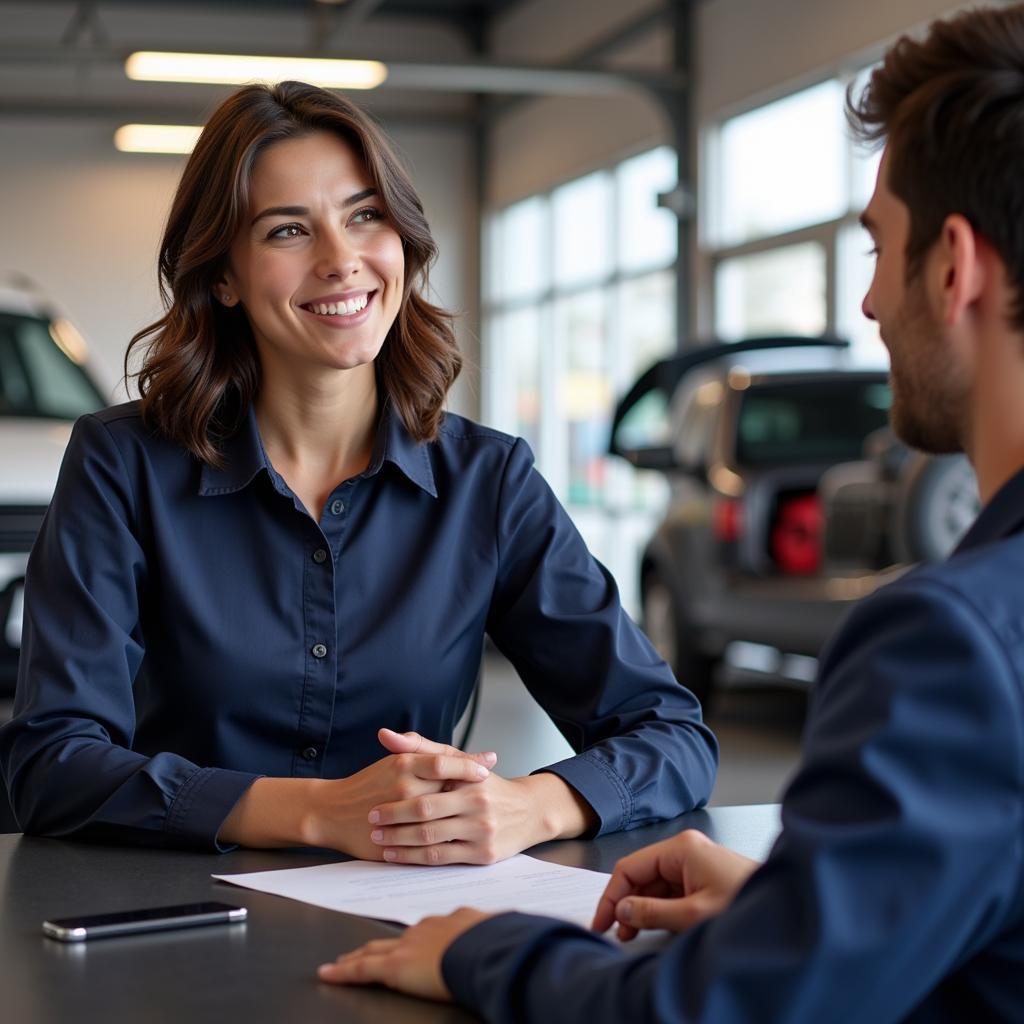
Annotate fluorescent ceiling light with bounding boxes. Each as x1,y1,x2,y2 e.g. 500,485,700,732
114,123,203,154
125,51,387,89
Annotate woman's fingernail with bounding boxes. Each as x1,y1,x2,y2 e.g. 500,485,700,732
317,964,334,977
474,764,489,779
370,830,383,842
368,810,380,824
618,901,633,923
483,752,498,765
383,849,397,861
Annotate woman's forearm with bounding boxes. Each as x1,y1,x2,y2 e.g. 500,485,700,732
218,776,328,848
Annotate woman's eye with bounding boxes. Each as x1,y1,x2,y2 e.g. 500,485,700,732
268,223,305,240
865,245,880,259
351,206,384,225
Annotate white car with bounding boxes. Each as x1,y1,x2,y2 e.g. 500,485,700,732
0,275,108,693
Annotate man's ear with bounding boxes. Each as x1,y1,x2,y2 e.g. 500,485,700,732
935,213,984,327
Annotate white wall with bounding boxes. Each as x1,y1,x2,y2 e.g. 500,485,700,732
0,117,476,414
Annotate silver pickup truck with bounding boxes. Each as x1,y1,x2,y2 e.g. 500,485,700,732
610,337,977,707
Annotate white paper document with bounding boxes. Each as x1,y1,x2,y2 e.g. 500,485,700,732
214,854,611,930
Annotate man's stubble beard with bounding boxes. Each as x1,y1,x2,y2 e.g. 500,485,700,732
887,276,967,455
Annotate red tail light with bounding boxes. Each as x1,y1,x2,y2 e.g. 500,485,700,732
771,494,822,575
713,498,743,543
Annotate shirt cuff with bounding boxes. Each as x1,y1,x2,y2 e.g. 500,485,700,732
443,912,609,1009
164,767,261,851
534,749,632,836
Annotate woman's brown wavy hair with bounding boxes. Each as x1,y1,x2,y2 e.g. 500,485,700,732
127,80,461,465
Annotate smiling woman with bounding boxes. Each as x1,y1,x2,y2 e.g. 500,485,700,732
0,82,718,863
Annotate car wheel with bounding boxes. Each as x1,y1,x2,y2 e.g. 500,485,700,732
642,570,718,708
891,453,979,564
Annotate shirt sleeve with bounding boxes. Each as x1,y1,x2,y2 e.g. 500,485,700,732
446,576,1024,1022
0,414,258,849
485,437,719,834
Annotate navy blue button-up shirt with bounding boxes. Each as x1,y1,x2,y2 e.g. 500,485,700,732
0,402,718,849
442,467,1024,1023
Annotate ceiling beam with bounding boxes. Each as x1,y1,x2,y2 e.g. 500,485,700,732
0,45,680,96
0,94,470,129
331,0,388,34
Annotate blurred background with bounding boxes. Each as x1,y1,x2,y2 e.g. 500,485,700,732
0,0,993,816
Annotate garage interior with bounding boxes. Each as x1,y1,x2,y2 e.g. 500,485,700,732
0,0,982,821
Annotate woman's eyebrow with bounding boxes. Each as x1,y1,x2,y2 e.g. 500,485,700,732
250,188,379,227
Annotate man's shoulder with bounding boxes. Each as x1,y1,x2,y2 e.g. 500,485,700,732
838,533,1024,685
903,533,1024,629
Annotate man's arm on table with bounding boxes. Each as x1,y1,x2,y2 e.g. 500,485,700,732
323,578,1024,1023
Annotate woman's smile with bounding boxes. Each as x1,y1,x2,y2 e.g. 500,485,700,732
299,290,376,328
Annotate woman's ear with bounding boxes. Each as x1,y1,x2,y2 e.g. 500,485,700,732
213,270,239,308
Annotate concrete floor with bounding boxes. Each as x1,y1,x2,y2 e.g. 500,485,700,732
463,652,807,808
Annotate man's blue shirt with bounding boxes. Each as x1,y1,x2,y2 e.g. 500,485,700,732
442,467,1024,1023
0,401,718,848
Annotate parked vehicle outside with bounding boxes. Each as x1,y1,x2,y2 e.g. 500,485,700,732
0,274,108,694
610,336,977,706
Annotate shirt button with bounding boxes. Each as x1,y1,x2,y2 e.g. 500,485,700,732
311,643,328,659
302,746,319,761
330,499,345,515
312,548,328,564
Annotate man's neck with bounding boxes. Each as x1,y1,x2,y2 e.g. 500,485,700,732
966,322,1024,506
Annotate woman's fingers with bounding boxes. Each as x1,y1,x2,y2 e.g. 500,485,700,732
369,789,463,827
378,728,497,768
401,752,491,784
378,840,493,866
371,811,494,849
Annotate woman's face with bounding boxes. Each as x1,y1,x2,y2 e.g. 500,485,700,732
220,130,405,377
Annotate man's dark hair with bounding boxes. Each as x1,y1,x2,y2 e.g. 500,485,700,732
847,3,1024,329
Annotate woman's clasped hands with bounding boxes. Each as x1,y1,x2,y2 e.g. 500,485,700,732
304,728,553,864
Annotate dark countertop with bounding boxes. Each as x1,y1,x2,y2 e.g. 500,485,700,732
0,804,781,1023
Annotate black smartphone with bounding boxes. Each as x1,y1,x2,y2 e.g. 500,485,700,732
42,901,247,942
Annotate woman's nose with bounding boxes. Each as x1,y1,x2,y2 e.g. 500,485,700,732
315,230,361,279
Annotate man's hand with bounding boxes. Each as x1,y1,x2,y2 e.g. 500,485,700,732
370,730,596,864
592,830,760,940
316,908,491,1001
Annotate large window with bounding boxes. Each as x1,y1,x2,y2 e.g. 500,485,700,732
705,73,884,365
483,147,678,610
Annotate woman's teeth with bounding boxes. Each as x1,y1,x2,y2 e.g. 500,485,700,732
309,294,369,316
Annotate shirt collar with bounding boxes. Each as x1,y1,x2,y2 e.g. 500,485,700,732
198,404,268,496
368,400,438,497
198,400,437,498
954,463,1024,554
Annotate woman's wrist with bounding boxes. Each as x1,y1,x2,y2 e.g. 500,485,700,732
218,776,325,848
512,772,598,845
